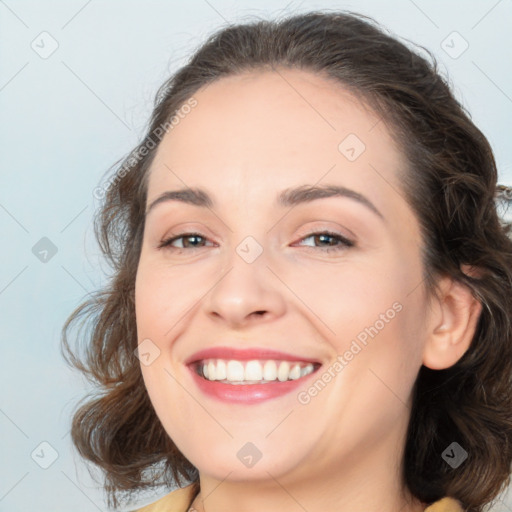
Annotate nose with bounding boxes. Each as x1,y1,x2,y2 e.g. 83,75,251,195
203,246,287,328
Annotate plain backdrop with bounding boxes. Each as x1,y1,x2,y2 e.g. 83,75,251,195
1,0,511,511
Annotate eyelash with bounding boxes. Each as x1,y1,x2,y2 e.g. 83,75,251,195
157,230,355,253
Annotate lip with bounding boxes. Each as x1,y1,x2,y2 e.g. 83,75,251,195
185,347,321,365
185,346,322,404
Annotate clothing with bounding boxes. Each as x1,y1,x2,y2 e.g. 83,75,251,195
132,484,196,511
131,484,465,512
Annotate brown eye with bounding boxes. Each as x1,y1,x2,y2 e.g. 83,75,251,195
294,231,354,253
158,233,213,250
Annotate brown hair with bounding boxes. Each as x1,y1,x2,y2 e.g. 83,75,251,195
61,10,512,511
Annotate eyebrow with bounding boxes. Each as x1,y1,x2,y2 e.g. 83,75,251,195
145,184,385,221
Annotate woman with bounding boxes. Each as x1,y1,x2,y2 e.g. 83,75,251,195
61,10,512,512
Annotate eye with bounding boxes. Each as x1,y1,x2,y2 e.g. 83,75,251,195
158,232,214,251
293,231,355,253
157,230,354,253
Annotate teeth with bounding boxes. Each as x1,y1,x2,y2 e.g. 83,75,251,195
263,360,277,381
226,360,244,381
245,360,263,380
289,364,301,380
198,359,316,383
208,361,216,380
300,365,314,377
277,361,290,382
216,359,227,380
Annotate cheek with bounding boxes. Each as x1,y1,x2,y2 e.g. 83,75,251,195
307,250,425,394
280,255,409,345
134,262,201,445
134,257,195,339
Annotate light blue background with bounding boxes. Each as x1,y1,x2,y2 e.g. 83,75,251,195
1,0,511,510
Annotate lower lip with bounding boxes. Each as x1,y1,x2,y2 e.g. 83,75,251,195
188,366,319,404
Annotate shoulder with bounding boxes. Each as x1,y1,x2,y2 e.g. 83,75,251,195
424,497,465,512
131,484,197,512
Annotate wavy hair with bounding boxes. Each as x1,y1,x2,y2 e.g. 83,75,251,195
61,10,512,511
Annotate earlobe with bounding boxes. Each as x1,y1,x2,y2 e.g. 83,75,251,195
422,269,483,370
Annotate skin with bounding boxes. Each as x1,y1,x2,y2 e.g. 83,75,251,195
134,68,482,512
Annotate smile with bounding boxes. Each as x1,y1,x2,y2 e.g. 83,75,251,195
186,347,322,403
196,359,316,384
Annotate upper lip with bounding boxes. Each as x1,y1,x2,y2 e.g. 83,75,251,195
185,347,322,366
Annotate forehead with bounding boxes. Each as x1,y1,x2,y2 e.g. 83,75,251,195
146,68,406,206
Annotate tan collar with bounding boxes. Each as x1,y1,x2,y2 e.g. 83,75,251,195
424,497,465,512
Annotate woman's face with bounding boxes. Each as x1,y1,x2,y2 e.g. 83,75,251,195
135,69,429,485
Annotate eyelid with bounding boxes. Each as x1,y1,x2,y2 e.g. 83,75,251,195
156,222,218,245
293,219,356,240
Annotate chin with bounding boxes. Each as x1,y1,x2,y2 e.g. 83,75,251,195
174,433,312,482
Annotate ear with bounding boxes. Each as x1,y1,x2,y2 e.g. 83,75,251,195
422,265,483,370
